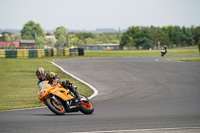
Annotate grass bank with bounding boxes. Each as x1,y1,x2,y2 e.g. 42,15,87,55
0,58,92,111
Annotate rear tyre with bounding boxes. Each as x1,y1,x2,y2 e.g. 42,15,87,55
45,97,65,115
80,98,94,115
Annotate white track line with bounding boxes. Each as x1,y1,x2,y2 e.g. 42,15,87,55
69,127,200,133
0,106,46,112
51,61,98,99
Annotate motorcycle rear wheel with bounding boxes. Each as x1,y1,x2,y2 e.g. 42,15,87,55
46,97,65,115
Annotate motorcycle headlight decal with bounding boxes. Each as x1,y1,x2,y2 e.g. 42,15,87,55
39,94,42,98
43,87,48,94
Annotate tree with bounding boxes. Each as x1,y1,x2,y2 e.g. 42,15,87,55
67,32,121,46
120,26,154,49
172,26,185,46
54,34,66,48
138,27,154,49
36,36,46,48
0,32,12,41
69,34,79,47
161,26,174,46
194,26,200,44
21,20,45,47
21,20,45,39
4,33,11,42
74,32,94,45
10,34,15,42
86,38,96,45
75,32,94,40
45,38,55,47
15,34,21,41
150,27,169,47
78,40,85,46
182,26,194,46
198,39,200,54
54,26,67,47
120,26,141,49
54,26,67,39
0,32,21,42
126,37,135,49
120,32,131,48
21,20,35,38
34,23,45,38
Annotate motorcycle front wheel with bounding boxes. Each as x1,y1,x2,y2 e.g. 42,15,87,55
80,98,94,114
45,96,65,115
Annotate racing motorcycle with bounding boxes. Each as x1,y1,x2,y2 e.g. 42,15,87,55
38,81,94,115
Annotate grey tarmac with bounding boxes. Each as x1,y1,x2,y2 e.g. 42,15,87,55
0,57,200,133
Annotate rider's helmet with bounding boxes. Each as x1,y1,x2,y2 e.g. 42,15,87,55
36,67,46,80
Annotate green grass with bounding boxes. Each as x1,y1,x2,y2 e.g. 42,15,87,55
84,50,160,57
0,46,199,111
0,58,92,111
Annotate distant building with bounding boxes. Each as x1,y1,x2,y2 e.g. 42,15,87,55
78,44,120,51
0,42,19,48
19,40,37,49
45,34,56,40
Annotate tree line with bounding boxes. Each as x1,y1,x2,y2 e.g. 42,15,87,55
0,20,121,48
120,25,200,49
0,20,200,49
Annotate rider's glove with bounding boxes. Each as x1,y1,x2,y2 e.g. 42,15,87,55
52,79,60,85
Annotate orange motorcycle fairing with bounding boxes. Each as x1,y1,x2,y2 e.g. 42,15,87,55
38,81,74,105
37,80,94,115
50,85,74,101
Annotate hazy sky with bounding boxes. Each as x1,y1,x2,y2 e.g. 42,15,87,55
0,0,199,30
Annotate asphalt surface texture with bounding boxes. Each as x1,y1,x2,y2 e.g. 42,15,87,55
1,57,200,133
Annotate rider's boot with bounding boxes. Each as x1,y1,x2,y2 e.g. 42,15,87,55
66,86,81,102
71,88,82,107
73,91,81,102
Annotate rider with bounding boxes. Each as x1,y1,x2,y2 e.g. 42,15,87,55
35,67,81,100
161,45,167,57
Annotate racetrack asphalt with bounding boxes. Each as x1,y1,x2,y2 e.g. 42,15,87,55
0,57,200,133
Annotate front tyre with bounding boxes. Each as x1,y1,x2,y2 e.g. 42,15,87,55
45,97,65,115
80,99,94,114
